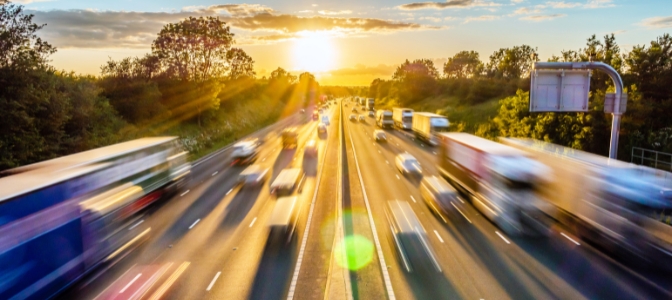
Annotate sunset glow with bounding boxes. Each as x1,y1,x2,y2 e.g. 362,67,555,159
292,32,337,74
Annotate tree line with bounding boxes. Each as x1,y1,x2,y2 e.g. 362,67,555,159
370,34,672,161
0,2,357,171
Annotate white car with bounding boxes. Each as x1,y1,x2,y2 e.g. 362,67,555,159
304,139,318,157
395,153,422,176
238,165,269,187
349,114,357,121
358,115,366,122
321,115,330,125
368,111,375,117
374,130,387,142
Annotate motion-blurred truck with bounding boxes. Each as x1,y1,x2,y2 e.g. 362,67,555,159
282,128,298,148
366,98,375,111
375,110,394,129
270,168,303,196
412,112,449,146
502,138,672,266
438,133,549,235
392,108,414,130
268,196,300,245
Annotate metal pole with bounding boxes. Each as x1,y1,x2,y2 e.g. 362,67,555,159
534,62,624,159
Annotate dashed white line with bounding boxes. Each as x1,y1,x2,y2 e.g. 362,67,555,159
432,151,437,155
495,231,511,244
180,190,190,197
378,150,381,154
434,230,445,243
396,174,400,180
262,157,267,162
450,202,472,223
405,151,408,154
212,171,218,176
385,160,389,164
206,272,221,291
189,219,200,229
410,195,416,203
119,273,142,294
226,189,233,195
561,232,581,245
129,220,144,231
249,217,257,227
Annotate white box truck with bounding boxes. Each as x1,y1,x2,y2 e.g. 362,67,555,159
366,98,375,111
502,138,672,266
438,133,550,235
411,112,449,146
392,108,414,130
375,110,394,129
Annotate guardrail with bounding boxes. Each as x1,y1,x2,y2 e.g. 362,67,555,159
631,147,672,180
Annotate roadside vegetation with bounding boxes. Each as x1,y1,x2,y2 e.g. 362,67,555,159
369,35,672,161
0,3,357,170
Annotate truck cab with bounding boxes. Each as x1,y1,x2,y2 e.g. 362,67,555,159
282,128,298,148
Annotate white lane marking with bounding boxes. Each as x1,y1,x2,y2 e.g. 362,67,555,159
421,144,424,147
249,217,257,228
212,171,218,176
433,151,437,155
378,150,381,154
262,157,267,162
450,202,472,223
405,151,408,154
206,272,221,291
396,174,400,180
119,273,142,294
226,189,233,195
129,220,144,231
410,195,416,203
385,160,389,164
561,232,581,245
434,230,445,243
396,143,399,146
189,219,200,229
180,190,190,197
348,124,396,300
495,231,510,244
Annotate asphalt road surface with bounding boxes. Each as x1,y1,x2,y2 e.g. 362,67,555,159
60,99,672,300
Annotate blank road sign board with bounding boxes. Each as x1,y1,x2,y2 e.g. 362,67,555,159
530,69,591,112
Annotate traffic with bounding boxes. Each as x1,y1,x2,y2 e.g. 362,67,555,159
0,97,670,299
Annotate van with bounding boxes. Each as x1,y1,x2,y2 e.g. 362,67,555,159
270,168,303,196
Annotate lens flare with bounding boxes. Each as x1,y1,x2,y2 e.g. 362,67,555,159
335,234,374,271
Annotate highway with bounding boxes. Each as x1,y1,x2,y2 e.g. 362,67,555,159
59,99,672,300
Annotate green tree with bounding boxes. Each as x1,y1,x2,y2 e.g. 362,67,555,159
623,34,672,102
487,45,536,79
392,59,439,104
443,51,484,79
227,48,256,80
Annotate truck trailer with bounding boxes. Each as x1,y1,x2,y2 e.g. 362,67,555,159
392,108,414,130
438,133,550,235
502,138,672,266
411,113,449,146
366,98,375,111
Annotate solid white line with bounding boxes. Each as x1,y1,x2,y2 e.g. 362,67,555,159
119,273,142,294
348,124,396,300
434,230,445,243
410,195,416,203
561,232,581,245
495,231,511,244
206,272,221,291
450,202,472,223
226,189,233,195
180,190,190,197
189,219,200,229
212,171,218,176
249,217,257,228
129,220,144,231
396,174,400,180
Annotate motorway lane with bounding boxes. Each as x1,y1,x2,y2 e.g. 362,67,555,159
58,111,326,300
352,119,671,299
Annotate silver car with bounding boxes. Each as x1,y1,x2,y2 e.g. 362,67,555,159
238,165,270,187
395,154,422,176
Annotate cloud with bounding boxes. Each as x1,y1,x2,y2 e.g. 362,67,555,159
398,0,501,11
420,16,443,22
464,15,500,23
611,29,626,35
318,10,353,15
514,7,542,14
511,0,524,3
11,0,52,3
519,13,566,21
584,0,614,9
29,5,440,48
640,16,672,29
545,1,582,8
545,0,613,9
327,64,397,76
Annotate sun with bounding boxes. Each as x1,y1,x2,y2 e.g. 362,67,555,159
292,32,337,73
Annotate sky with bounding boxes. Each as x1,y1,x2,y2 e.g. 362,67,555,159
12,0,672,86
